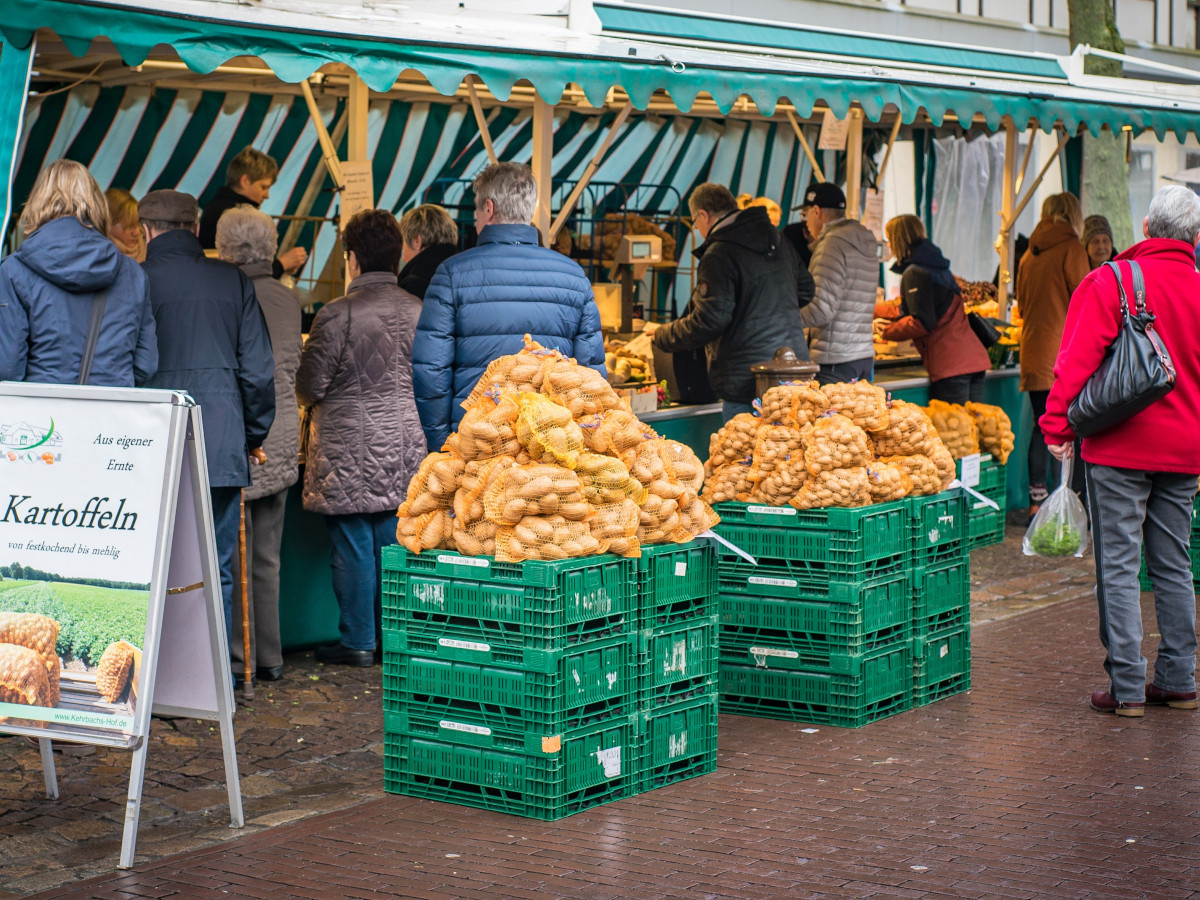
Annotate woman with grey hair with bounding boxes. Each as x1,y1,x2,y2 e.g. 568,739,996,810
216,204,302,683
397,204,458,300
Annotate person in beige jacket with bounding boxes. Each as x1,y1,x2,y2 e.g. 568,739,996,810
1015,192,1090,517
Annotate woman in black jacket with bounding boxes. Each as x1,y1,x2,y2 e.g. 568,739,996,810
397,204,458,300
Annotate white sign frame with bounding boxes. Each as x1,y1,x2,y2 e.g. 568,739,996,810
0,383,243,868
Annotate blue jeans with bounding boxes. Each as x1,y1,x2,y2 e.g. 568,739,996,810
722,400,756,422
325,511,398,651
209,486,244,651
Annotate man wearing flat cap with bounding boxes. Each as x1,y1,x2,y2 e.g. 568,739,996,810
798,182,879,384
140,189,276,663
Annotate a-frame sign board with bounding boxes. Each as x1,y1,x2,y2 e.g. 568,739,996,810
0,383,243,868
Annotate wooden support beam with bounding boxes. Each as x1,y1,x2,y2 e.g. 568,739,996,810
548,102,633,243
1004,128,1070,232
845,108,864,219
531,96,554,245
784,108,824,183
1013,123,1037,198
299,78,344,189
279,110,349,255
466,77,499,166
875,115,904,185
997,116,1018,317
347,74,370,163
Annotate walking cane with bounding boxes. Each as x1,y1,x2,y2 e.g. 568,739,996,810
238,492,255,701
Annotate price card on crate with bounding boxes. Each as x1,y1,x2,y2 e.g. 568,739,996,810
959,453,981,488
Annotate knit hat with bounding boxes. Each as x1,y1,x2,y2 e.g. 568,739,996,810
1082,214,1113,248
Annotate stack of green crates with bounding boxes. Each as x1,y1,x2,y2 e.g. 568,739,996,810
955,455,1006,550
1138,493,1200,591
713,502,914,726
380,540,719,819
908,489,971,705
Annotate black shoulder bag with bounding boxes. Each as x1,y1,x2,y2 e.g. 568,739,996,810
966,310,1001,348
77,289,109,384
1066,260,1176,439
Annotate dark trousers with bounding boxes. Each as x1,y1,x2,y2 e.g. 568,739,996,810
209,486,244,650
929,371,985,404
325,511,398,651
816,357,874,385
231,488,287,670
1027,390,1086,505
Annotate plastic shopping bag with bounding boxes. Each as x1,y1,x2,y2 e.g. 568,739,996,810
1022,456,1089,558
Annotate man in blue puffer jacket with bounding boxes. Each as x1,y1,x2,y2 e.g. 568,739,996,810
412,162,605,450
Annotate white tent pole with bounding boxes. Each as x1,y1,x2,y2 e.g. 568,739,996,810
549,101,633,243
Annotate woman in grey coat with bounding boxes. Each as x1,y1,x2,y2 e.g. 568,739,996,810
216,205,302,682
296,210,427,667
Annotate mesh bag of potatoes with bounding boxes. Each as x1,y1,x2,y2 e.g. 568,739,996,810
927,438,957,491
96,641,135,703
396,509,457,553
672,491,721,542
749,424,805,475
0,643,53,707
749,453,808,505
661,440,704,493
541,355,622,420
575,451,647,505
496,515,604,562
801,413,872,475
925,399,980,458
396,453,465,517
456,392,521,462
706,413,761,473
966,401,1016,464
881,454,942,496
702,460,755,504
452,457,515,556
579,409,657,455
483,463,590,524
822,381,889,432
791,466,871,509
866,460,913,503
621,441,686,501
867,399,931,457
515,393,585,468
638,491,682,544
589,498,641,557
758,382,830,428
462,334,559,409
0,611,62,707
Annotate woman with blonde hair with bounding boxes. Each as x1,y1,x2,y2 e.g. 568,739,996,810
105,187,146,263
877,214,990,403
0,159,157,386
1015,191,1090,518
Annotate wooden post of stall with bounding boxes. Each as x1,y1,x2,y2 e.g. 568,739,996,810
998,116,1018,319
344,73,371,289
845,107,865,219
531,96,554,246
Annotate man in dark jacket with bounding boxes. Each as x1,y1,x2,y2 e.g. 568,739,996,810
198,147,307,279
412,162,604,450
647,183,815,420
140,189,276,655
397,204,458,300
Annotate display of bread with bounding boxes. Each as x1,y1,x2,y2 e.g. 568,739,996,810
395,335,719,562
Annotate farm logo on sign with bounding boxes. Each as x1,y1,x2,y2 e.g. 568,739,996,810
0,418,63,465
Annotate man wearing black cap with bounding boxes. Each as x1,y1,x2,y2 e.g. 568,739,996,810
139,189,276,661
798,183,880,384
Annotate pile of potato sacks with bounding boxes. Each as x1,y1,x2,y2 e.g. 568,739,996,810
703,380,965,509
395,336,719,563
926,399,1016,464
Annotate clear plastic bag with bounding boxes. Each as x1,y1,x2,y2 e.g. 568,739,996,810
1022,456,1090,558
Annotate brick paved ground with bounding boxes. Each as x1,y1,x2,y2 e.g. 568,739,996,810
5,528,1199,899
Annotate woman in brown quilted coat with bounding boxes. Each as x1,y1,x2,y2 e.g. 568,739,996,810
1016,192,1090,518
296,210,427,667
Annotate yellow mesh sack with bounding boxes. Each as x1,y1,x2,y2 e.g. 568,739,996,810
396,453,465,517
661,440,704,493
575,451,648,505
927,438,958,491
0,612,60,662
880,454,941,496
801,414,872,474
822,381,889,432
462,334,559,409
621,441,685,502
750,424,805,474
0,643,52,707
515,393,584,468
925,399,980,458
966,401,1016,465
637,491,683,545
867,399,931,456
495,515,604,562
457,392,521,462
702,460,755,504
748,454,807,505
483,463,589,524
590,499,641,556
866,460,913,503
396,509,457,554
541,356,622,420
96,641,135,703
452,458,515,553
706,413,761,472
759,382,830,427
579,409,657,455
453,517,498,557
790,466,871,509
671,491,721,543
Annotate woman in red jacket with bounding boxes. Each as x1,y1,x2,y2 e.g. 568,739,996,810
1042,185,1200,717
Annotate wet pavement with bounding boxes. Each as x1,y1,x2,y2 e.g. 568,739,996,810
4,526,1197,899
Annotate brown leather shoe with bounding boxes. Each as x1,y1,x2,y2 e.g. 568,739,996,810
1146,683,1199,709
1089,690,1145,717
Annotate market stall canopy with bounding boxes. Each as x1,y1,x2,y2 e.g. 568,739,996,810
5,0,1200,140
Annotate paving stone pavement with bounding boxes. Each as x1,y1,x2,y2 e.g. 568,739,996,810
5,526,1193,899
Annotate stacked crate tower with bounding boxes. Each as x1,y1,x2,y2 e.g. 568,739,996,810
380,540,718,819
958,454,1006,550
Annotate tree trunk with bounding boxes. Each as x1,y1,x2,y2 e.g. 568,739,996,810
1067,0,1134,250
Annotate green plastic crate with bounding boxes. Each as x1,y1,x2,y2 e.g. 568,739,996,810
381,632,636,738
381,549,635,648
967,503,1005,550
714,501,909,562
383,716,635,820
908,489,968,564
955,456,1005,497
718,640,913,727
914,622,971,706
636,694,718,792
637,541,718,631
638,616,719,707
716,553,909,601
913,553,970,630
